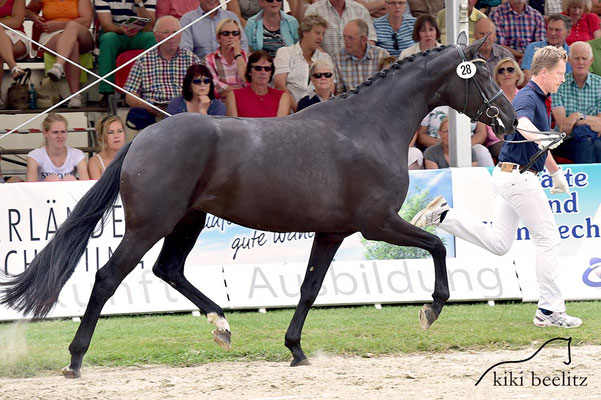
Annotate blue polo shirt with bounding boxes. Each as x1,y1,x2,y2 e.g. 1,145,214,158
521,40,572,74
498,81,549,172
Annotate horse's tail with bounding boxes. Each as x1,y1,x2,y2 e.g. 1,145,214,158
0,141,133,319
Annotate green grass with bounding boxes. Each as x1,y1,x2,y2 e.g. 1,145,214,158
1,301,599,378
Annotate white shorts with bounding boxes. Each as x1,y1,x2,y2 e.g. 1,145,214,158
39,28,94,47
4,30,32,60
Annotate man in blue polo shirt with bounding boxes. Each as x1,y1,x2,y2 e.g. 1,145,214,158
412,45,582,329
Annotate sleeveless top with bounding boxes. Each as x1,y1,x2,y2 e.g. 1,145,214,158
0,0,24,32
42,0,80,21
28,146,85,181
95,153,106,172
234,86,284,118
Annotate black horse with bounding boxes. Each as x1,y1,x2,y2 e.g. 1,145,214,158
1,35,516,378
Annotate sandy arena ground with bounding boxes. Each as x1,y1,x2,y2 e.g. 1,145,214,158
0,345,598,400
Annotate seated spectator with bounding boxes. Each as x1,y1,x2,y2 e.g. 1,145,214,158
167,64,226,115
522,14,572,83
289,0,320,23
305,0,377,57
205,18,248,100
0,0,28,109
417,106,494,167
407,0,443,18
563,0,600,44
26,113,89,182
551,41,601,163
545,0,564,17
485,57,524,159
95,0,157,106
398,14,442,59
490,0,546,63
245,0,299,57
226,0,262,26
124,16,201,126
473,18,514,76
274,14,331,110
226,50,291,117
156,0,197,19
588,34,601,74
297,59,336,111
181,0,248,60
424,117,478,169
436,0,486,44
0,155,23,183
374,0,415,58
26,0,94,108
333,19,390,92
88,115,125,179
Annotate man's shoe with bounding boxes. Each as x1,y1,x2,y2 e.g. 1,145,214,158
410,195,450,228
533,309,582,328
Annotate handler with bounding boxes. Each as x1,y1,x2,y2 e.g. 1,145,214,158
411,46,582,328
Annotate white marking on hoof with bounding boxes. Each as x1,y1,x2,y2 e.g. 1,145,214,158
207,312,230,332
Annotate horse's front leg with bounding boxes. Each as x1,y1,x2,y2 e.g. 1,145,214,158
360,211,449,329
285,232,349,366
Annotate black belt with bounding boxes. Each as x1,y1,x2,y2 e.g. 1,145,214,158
497,162,539,176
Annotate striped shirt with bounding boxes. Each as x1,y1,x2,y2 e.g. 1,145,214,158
333,43,390,92
123,47,201,104
551,72,601,117
374,14,415,57
305,0,376,58
204,49,248,97
95,0,156,24
490,2,545,53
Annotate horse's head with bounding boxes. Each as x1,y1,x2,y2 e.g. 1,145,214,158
439,32,517,136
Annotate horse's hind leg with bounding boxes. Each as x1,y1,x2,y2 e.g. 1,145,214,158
63,231,159,378
285,232,349,367
151,209,231,349
361,212,449,329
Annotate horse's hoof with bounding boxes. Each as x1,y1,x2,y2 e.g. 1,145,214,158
290,357,311,367
62,366,81,379
419,304,439,330
212,329,231,350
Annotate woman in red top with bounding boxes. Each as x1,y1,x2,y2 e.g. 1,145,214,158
226,50,291,118
562,0,601,45
0,0,28,108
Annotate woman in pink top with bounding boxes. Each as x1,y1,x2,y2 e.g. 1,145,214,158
226,50,291,117
0,0,28,109
562,0,601,45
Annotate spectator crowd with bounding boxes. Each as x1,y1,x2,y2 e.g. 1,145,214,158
2,0,601,184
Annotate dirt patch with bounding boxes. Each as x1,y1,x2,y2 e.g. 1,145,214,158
0,346,598,400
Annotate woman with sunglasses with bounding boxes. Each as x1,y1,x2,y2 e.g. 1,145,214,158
226,50,291,117
297,59,335,111
167,64,226,116
204,18,248,100
484,57,525,159
245,0,299,57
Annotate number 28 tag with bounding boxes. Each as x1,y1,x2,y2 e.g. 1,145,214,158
456,61,476,79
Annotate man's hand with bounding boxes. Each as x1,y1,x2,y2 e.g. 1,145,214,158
550,168,569,194
559,112,579,135
537,133,564,151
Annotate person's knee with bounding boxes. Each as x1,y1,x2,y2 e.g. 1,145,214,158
99,32,120,48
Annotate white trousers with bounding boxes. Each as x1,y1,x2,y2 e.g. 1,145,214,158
440,166,565,312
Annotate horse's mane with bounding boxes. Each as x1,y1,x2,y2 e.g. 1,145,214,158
333,45,453,100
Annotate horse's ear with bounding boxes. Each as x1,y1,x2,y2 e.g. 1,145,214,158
464,35,488,59
457,31,468,46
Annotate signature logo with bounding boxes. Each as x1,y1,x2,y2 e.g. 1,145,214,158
475,337,572,386
582,257,601,287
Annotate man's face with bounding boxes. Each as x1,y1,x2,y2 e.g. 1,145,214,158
199,0,220,13
546,19,569,47
544,60,567,93
155,19,181,50
474,20,496,52
384,0,406,18
569,46,593,76
343,23,366,56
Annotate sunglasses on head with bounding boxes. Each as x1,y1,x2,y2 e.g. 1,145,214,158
252,65,273,72
312,72,333,79
192,77,212,85
392,32,399,51
219,30,240,37
497,67,515,74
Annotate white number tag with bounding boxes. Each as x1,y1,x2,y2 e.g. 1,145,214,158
456,61,476,79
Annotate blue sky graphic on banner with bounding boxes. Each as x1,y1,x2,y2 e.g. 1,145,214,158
185,169,455,265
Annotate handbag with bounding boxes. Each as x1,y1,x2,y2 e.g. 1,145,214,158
36,77,61,109
6,68,31,110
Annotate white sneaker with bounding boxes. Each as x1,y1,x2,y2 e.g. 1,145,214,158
67,94,83,108
47,63,64,81
533,309,582,328
410,195,450,228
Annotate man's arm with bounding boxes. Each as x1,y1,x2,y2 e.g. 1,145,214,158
551,106,579,135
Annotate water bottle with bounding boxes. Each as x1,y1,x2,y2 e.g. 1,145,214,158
29,83,37,109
